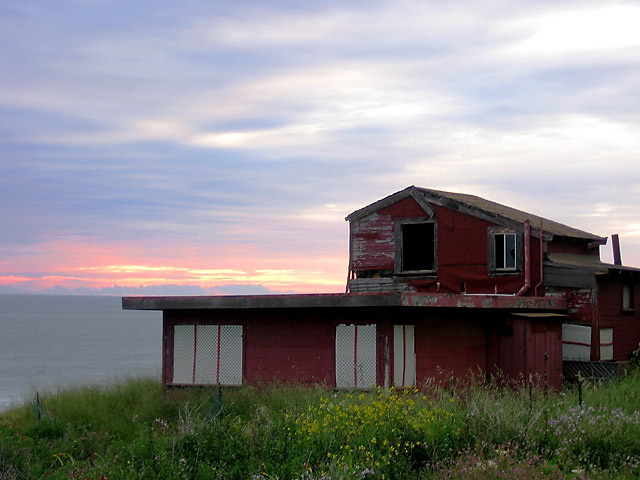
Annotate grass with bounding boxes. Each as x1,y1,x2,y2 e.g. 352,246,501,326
2,372,640,479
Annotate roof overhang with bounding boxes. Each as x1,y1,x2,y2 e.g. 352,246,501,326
546,253,640,276
123,292,567,312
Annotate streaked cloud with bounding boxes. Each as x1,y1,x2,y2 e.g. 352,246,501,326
1,0,639,295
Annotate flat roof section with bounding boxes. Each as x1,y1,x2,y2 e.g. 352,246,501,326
123,293,567,312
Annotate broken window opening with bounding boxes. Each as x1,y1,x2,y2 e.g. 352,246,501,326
400,222,435,272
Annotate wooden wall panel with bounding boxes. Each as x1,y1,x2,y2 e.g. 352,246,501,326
597,276,640,360
350,195,548,296
413,316,487,382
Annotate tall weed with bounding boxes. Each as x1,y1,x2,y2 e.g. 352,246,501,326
2,372,640,479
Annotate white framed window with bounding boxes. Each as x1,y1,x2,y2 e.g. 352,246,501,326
488,229,522,275
495,233,517,270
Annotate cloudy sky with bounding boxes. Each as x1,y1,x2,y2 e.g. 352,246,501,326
1,0,639,295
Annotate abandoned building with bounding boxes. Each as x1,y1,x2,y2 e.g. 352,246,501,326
123,186,640,389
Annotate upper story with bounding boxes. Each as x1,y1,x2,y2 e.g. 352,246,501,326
346,186,608,295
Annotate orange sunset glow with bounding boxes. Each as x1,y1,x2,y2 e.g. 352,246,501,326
2,241,348,294
2,1,640,296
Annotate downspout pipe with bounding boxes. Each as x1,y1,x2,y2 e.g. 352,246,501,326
346,222,353,293
534,218,544,296
516,219,531,296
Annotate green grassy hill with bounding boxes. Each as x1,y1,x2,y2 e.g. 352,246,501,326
2,373,640,479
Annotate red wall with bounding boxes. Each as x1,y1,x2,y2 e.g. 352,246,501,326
352,196,544,295
486,317,562,389
244,314,335,384
163,306,562,389
597,277,640,360
414,316,487,381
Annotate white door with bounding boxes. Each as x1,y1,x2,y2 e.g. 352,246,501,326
394,325,416,387
335,324,377,389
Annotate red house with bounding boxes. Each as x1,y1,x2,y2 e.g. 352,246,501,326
123,186,640,389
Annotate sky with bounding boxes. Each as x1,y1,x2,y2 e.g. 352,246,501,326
1,0,639,296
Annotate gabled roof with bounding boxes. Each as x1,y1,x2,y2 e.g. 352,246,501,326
346,186,606,243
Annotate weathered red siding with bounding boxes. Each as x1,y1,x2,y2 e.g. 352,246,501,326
352,196,544,296
526,319,562,389
244,315,335,384
162,306,562,388
486,316,562,389
351,213,395,271
414,316,487,381
597,277,640,360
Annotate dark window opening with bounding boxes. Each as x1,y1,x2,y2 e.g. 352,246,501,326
495,233,517,270
401,222,435,272
623,284,635,310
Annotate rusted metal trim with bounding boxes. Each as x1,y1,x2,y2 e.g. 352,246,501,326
401,293,567,310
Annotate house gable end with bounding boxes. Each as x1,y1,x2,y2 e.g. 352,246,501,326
346,186,434,222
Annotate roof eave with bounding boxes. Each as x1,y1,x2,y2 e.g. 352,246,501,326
123,292,567,312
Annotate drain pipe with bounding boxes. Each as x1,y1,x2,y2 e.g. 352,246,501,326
346,222,353,293
516,219,531,296
534,218,544,296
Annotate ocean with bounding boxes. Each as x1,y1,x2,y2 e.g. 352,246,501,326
0,294,162,411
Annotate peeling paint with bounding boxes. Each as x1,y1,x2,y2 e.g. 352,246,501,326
400,293,567,310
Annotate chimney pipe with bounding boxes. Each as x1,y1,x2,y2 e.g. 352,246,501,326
612,234,622,265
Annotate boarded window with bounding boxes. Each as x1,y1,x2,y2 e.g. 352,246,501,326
398,222,435,272
335,324,377,389
600,328,614,361
393,325,416,387
172,324,243,386
562,323,591,361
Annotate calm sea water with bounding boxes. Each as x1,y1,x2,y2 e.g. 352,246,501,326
0,295,162,411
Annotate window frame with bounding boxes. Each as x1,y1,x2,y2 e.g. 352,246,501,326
488,228,523,275
622,283,635,311
394,219,437,275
